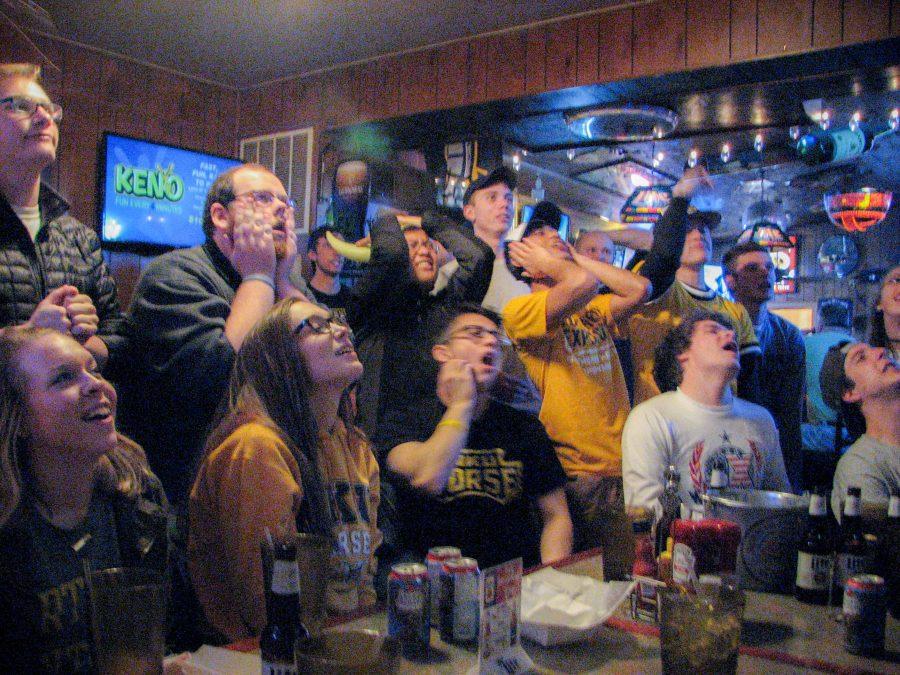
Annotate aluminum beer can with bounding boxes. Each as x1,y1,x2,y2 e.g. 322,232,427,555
426,546,461,625
439,557,480,644
387,563,430,657
843,574,886,656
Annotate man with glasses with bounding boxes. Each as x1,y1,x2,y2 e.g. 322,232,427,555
121,163,309,506
503,216,651,580
0,62,124,371
376,302,572,571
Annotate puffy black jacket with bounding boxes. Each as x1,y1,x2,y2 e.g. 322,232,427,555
0,184,125,369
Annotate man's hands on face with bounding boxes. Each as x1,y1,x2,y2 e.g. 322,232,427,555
672,164,713,200
274,206,298,281
507,238,557,280
227,199,277,279
436,358,476,410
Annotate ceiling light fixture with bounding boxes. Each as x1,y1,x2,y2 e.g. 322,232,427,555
566,104,678,142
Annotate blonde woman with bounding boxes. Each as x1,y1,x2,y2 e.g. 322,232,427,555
0,327,167,673
189,298,380,641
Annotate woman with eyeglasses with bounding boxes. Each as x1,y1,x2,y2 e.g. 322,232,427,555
188,298,380,642
0,327,167,673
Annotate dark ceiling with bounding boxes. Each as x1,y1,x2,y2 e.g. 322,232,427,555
28,0,622,88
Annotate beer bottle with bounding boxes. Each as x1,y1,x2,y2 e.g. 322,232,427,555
887,494,899,619
833,486,868,602
654,466,681,558
795,488,833,604
796,124,874,165
261,540,308,675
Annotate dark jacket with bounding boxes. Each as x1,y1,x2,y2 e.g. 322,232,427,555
347,214,494,438
118,241,240,504
0,184,125,370
0,479,169,673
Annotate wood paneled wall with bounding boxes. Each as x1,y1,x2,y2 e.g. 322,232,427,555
0,31,240,226
239,0,898,139
1,29,240,307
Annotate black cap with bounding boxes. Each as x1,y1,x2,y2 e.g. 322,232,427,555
530,201,562,230
463,166,517,205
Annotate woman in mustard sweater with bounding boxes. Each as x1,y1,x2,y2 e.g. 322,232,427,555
188,298,380,642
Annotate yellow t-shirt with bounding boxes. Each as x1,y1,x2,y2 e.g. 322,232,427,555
503,291,630,478
189,419,380,641
627,281,760,405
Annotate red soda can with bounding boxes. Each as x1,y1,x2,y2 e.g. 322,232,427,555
388,563,430,657
843,574,886,656
439,557,480,644
426,546,461,625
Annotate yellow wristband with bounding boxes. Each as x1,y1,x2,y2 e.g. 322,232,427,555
437,418,465,432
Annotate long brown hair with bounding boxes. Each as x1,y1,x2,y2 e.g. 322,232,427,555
203,299,362,536
0,327,152,528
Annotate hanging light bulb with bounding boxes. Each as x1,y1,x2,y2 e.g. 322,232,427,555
754,133,764,153
789,126,801,141
566,148,576,161
720,142,731,163
820,110,831,130
849,111,862,132
889,108,899,132
687,149,699,168
521,149,528,157
512,153,521,171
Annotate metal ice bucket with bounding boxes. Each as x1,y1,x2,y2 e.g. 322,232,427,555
703,489,809,593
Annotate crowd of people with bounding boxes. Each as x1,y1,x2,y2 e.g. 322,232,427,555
1,61,898,670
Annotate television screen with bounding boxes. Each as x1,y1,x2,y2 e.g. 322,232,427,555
703,264,733,301
99,133,242,251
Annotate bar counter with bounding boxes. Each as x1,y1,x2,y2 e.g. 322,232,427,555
229,549,899,674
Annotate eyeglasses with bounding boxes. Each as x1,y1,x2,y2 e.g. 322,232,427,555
293,313,353,339
233,190,296,211
447,325,511,346
0,95,63,123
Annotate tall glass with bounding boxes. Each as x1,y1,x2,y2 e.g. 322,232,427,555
87,567,167,675
295,533,332,638
659,585,744,674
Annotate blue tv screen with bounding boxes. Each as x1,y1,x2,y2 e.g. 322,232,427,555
99,133,242,250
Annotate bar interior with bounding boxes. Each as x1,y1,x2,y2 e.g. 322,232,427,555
1,1,898,672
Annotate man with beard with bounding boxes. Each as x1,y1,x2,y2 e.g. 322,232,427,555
120,163,308,504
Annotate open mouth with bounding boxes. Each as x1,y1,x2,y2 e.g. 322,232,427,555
335,345,355,357
481,352,498,368
722,341,738,353
82,405,112,423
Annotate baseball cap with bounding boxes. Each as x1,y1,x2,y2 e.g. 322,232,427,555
687,206,722,230
463,166,517,205
820,340,854,412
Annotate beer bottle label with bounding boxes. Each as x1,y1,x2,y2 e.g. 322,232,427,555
672,542,697,591
830,129,866,162
796,552,831,590
271,559,300,595
835,553,866,587
261,659,297,675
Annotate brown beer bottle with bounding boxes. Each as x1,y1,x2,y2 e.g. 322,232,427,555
833,486,868,602
794,488,833,604
260,540,309,675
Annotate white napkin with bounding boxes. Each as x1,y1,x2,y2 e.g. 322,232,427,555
520,568,635,646
163,646,259,674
